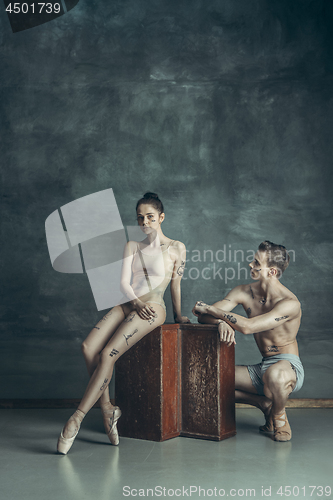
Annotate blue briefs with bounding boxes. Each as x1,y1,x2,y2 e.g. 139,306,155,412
247,353,304,396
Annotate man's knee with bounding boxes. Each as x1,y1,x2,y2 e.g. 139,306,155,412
263,365,293,392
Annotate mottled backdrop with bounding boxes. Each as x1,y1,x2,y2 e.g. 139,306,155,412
1,0,332,399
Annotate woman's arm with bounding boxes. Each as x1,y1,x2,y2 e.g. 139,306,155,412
120,241,156,320
170,241,190,324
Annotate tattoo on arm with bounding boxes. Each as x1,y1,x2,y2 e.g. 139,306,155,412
249,286,254,299
123,329,138,345
246,307,251,316
275,316,289,322
109,348,119,357
100,378,109,391
176,261,185,276
93,326,100,330
223,313,237,324
222,298,231,301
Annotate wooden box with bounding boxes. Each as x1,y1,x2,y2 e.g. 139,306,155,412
115,324,236,442
180,324,236,441
115,324,181,441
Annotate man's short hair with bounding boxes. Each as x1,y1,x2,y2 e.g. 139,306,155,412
258,241,290,275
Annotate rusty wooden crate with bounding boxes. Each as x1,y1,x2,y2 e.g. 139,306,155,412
115,324,181,441
180,324,236,441
115,324,236,442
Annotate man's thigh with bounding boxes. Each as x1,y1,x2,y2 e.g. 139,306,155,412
235,365,259,394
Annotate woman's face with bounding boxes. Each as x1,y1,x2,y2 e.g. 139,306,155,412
136,204,164,233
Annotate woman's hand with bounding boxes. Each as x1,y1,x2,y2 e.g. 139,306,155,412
175,316,191,324
192,301,210,317
217,320,236,346
133,300,157,321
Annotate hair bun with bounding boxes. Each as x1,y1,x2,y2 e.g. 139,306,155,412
143,192,159,200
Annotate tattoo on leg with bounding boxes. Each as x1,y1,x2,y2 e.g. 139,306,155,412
100,378,109,391
123,329,138,345
275,316,289,321
246,307,251,316
148,317,155,325
223,313,237,324
197,301,207,307
109,348,119,357
124,312,135,323
249,286,254,299
101,311,113,322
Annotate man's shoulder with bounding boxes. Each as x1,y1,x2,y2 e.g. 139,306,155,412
273,295,301,318
227,284,251,300
278,283,301,306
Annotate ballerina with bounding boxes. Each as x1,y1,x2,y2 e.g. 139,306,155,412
57,192,190,454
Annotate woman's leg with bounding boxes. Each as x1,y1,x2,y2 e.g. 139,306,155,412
61,306,127,441
78,304,166,413
62,304,166,440
81,306,126,406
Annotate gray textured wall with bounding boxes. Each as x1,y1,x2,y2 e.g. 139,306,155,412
1,0,332,399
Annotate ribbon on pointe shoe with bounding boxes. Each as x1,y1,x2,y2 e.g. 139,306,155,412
57,409,85,455
273,410,292,442
101,405,122,446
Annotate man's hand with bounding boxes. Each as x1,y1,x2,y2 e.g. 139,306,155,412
218,320,236,346
192,301,209,317
175,315,191,324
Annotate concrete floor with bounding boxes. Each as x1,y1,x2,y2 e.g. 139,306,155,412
0,409,332,500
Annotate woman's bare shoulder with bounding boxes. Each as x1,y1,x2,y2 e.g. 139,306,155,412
169,239,186,251
168,240,186,260
124,240,139,254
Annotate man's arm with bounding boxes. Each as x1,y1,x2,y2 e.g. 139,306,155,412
196,286,245,324
195,286,246,345
195,299,300,334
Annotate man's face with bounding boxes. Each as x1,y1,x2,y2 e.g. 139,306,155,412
249,250,271,280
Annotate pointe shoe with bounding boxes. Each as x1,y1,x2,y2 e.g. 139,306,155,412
259,403,274,433
57,411,83,455
273,411,292,442
57,428,80,455
101,406,122,446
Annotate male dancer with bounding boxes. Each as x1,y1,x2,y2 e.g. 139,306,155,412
192,241,304,442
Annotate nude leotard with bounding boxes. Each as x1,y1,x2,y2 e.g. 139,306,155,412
120,240,175,313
